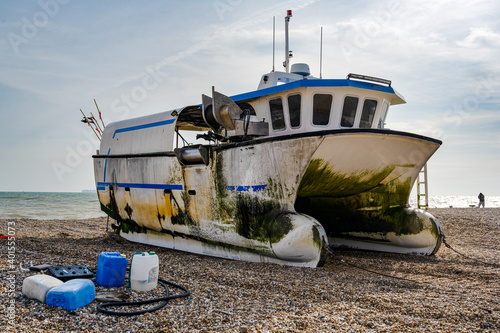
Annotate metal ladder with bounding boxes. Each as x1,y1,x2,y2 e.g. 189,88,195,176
417,163,429,211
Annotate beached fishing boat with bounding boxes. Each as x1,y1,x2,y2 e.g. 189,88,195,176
93,11,443,267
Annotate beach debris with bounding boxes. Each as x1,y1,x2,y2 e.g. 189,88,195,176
95,291,129,303
22,274,64,303
46,279,96,311
19,261,34,271
95,252,127,288
29,264,53,272
129,252,159,292
47,265,95,282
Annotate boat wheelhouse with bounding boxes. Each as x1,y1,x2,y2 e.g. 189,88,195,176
93,11,443,267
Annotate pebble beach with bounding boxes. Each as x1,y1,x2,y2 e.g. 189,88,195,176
1,208,499,332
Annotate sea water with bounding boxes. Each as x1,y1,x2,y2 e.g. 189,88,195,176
408,195,500,208
0,192,106,219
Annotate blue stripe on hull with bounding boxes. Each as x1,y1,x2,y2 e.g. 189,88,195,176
112,118,175,138
97,182,183,191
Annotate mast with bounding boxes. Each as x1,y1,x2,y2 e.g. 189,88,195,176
284,9,292,73
320,27,323,79
272,16,275,72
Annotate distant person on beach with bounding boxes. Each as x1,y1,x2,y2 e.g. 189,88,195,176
478,193,485,208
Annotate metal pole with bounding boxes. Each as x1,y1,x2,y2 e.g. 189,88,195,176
272,16,275,72
284,10,292,73
424,163,429,210
417,172,421,208
320,27,323,79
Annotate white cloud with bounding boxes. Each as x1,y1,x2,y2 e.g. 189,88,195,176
457,27,500,48
1,0,500,194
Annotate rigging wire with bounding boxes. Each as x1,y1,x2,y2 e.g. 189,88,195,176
442,236,499,268
323,245,431,285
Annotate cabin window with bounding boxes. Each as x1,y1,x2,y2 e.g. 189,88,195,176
288,94,301,128
312,94,332,125
359,99,378,128
341,96,359,127
269,98,285,130
378,101,389,129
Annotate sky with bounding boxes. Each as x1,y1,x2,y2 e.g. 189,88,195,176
0,0,499,196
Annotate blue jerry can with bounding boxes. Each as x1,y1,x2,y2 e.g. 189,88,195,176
46,279,95,311
95,252,127,288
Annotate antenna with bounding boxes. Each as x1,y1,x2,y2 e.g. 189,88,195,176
272,16,275,72
284,9,292,73
320,27,323,79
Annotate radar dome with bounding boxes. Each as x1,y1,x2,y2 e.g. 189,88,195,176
290,63,310,76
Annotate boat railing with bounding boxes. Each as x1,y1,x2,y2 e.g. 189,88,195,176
347,73,392,87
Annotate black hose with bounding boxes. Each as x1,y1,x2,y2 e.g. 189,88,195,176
96,278,190,316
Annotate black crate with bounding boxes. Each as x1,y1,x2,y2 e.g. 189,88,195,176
47,265,94,282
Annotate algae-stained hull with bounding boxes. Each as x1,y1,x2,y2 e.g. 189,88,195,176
94,132,329,267
294,130,443,255
94,128,443,267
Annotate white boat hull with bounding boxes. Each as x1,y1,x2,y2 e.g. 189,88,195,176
94,129,442,267
294,130,443,255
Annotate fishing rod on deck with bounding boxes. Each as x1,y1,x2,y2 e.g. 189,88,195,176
80,108,101,140
90,111,103,134
80,99,107,141
93,99,106,128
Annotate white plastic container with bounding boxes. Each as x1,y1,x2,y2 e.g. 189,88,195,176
129,252,159,292
22,274,63,303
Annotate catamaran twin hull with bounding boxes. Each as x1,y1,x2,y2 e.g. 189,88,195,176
94,122,443,267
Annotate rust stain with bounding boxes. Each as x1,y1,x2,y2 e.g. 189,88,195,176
164,193,172,218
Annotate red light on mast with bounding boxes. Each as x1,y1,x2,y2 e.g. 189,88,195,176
287,10,292,16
